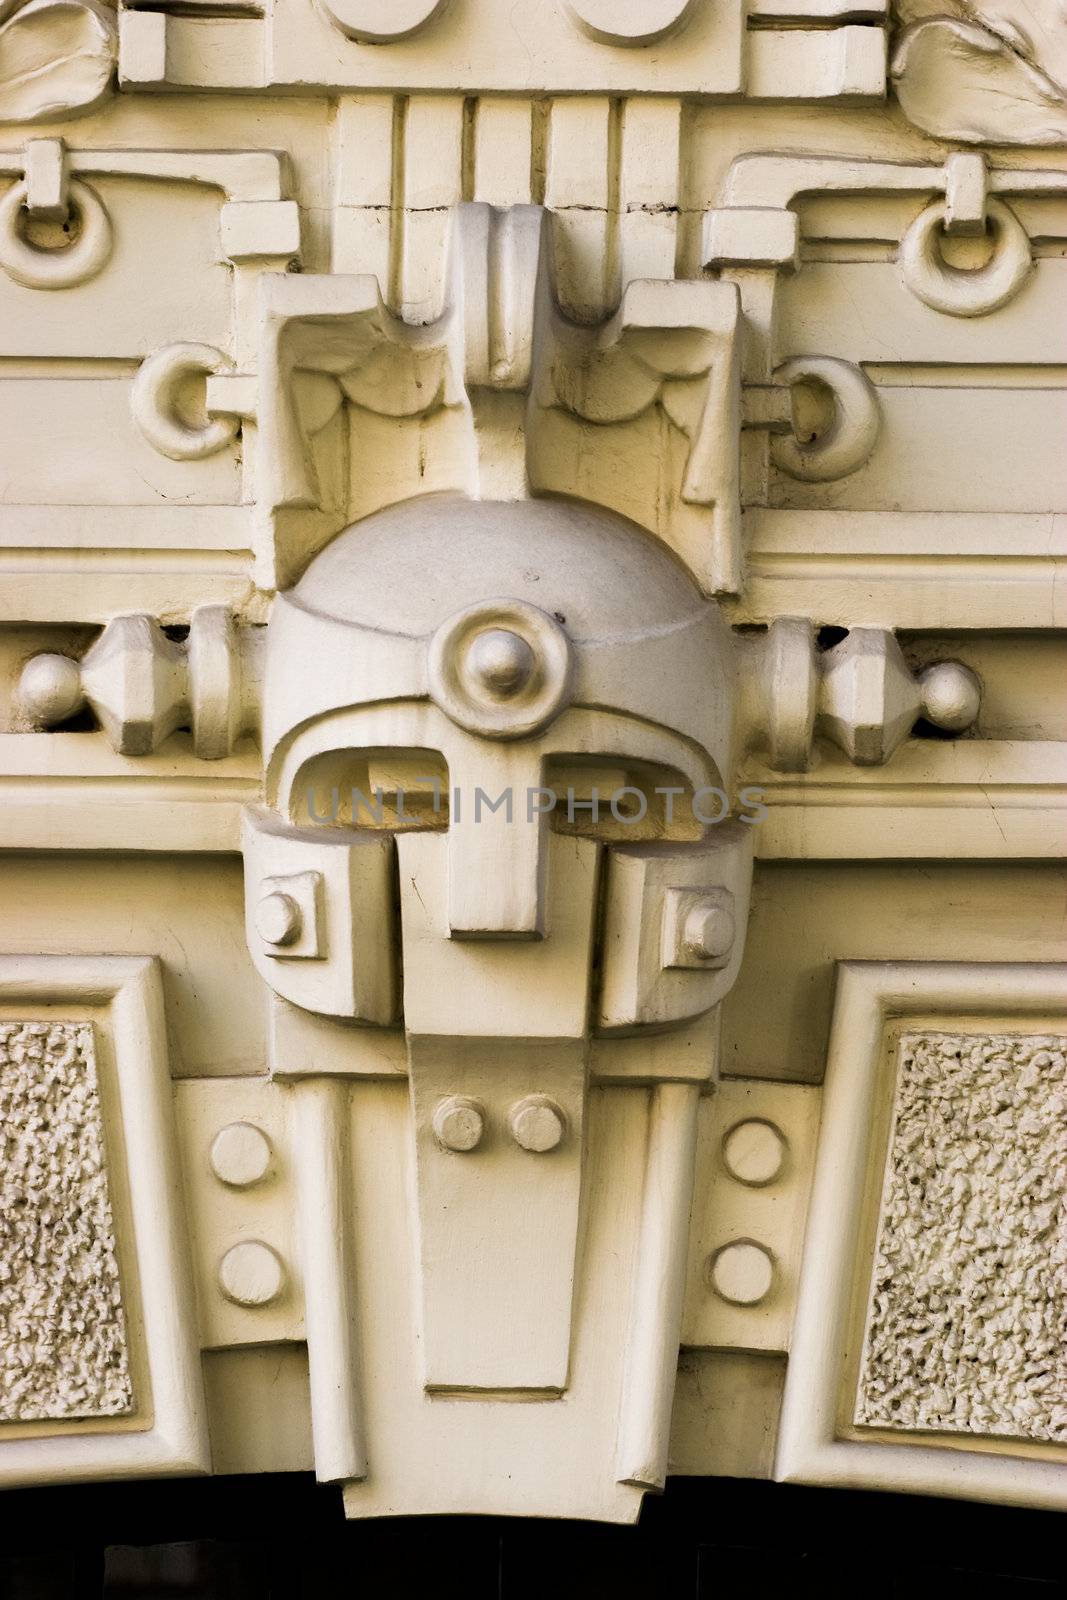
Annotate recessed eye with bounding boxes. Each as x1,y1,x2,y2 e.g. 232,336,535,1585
544,757,703,843
294,749,449,830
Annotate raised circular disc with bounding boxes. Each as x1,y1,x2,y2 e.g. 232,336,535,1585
319,0,448,43
566,0,697,45
721,1119,786,1187
433,1096,485,1153
210,1122,273,1189
708,1240,775,1306
683,901,736,962
255,891,302,948
218,1240,285,1307
510,1096,566,1154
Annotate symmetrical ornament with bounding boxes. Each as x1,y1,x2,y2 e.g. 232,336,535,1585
0,0,1062,1534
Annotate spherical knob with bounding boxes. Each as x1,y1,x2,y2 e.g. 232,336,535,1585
919,661,981,733
18,653,85,727
432,1096,485,1153
708,1240,775,1307
510,1096,566,1153
255,891,302,948
682,900,735,962
467,628,536,699
218,1240,285,1308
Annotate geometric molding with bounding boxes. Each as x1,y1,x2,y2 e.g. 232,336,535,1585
855,1030,1065,1446
680,1078,821,1355
777,961,1067,1510
0,1020,133,1423
0,956,209,1486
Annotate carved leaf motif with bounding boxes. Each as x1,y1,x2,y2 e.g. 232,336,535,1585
891,17,1067,145
0,0,115,126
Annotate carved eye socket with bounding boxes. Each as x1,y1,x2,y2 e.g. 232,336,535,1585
544,757,704,843
293,751,710,841
297,750,450,830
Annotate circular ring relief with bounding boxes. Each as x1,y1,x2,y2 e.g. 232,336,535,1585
131,342,239,462
770,355,881,483
428,599,573,740
0,178,112,291
899,197,1032,318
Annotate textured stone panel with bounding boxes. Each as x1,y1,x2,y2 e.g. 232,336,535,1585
856,1031,1067,1444
0,1022,133,1422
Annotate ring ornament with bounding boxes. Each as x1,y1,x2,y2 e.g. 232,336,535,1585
899,196,1032,318
0,178,112,291
770,356,881,484
131,343,239,462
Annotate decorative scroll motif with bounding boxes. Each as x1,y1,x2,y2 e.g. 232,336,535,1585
856,1031,1067,1444
0,1020,133,1422
892,0,1067,146
0,0,116,126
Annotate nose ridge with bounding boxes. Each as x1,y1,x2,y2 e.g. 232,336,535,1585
446,748,548,939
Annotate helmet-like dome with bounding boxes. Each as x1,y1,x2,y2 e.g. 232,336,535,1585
264,495,733,783
290,495,710,642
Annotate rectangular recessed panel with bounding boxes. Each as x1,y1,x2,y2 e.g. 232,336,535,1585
855,1030,1067,1445
0,1021,133,1423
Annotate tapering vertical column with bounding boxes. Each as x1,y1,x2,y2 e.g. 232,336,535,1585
616,1079,702,1488
293,1077,367,1483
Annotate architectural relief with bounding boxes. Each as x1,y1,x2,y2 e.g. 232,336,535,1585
892,0,1067,145
0,1021,132,1423
856,1031,1067,1445
0,0,1063,1552
0,0,115,126
778,965,1067,1512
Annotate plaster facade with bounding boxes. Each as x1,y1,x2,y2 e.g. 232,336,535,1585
0,0,1064,1530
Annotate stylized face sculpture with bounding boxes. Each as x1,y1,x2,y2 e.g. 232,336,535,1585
246,494,747,1024
242,493,754,1484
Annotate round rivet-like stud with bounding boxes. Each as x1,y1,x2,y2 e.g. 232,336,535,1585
722,1119,787,1187
509,1096,566,1153
682,901,735,962
428,598,572,740
919,661,981,734
17,653,85,727
708,1240,775,1306
218,1240,285,1307
432,1095,485,1153
210,1121,272,1189
255,891,302,948
467,628,536,699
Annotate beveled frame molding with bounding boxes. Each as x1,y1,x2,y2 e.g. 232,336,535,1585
776,960,1067,1512
0,956,210,1487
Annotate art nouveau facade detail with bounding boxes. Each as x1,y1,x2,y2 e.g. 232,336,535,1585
0,0,1064,1526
